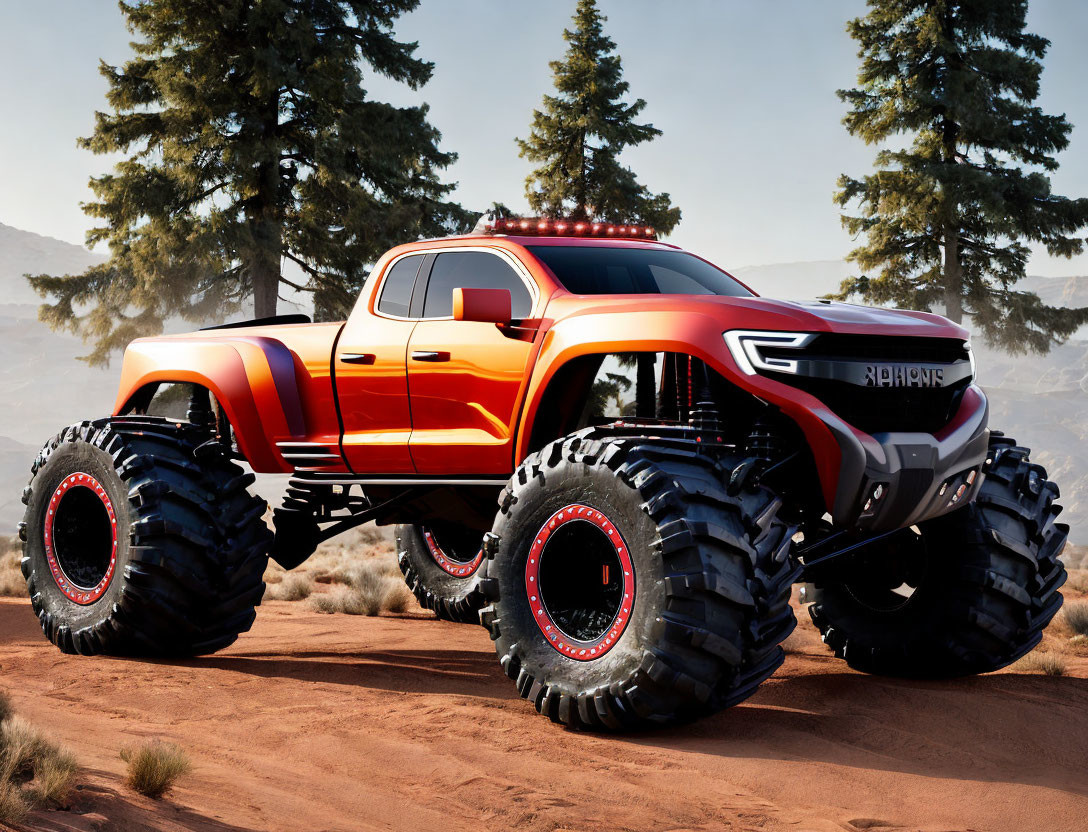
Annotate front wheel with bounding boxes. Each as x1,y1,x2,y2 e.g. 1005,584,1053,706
808,434,1068,676
19,418,272,656
480,428,800,730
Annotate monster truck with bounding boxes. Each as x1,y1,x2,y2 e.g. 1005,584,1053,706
17,216,1069,729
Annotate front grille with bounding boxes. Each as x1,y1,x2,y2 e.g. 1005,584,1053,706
761,335,971,434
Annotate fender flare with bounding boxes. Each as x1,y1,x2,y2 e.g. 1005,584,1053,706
113,336,305,473
515,310,846,511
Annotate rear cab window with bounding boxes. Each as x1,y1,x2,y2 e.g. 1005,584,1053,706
376,255,425,317
527,245,753,297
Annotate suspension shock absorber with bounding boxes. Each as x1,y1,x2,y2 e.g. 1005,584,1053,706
186,384,215,431
727,413,784,495
688,358,724,436
744,415,782,465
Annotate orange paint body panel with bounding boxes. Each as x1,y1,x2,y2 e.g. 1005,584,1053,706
111,232,980,523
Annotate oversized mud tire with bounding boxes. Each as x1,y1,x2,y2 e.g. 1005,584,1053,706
479,427,801,730
808,434,1068,676
396,523,487,623
19,418,272,656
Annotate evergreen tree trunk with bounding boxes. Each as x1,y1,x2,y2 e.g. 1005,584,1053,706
943,222,963,324
250,90,282,319
249,167,282,318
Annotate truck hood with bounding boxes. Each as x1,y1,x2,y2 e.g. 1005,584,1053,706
547,293,969,341
726,296,967,337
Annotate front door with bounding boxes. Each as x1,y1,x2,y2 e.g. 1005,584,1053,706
407,250,539,475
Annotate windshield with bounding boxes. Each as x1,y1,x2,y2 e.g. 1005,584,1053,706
527,245,753,297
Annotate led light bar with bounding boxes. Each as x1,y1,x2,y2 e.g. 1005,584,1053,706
475,216,657,240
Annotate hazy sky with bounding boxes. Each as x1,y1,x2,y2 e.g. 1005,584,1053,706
1,0,1087,275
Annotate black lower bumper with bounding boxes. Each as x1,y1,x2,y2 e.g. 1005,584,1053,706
825,385,990,532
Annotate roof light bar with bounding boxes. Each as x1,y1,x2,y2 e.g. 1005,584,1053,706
475,216,657,240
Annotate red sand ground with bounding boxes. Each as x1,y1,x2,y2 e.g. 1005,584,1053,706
1,590,1086,832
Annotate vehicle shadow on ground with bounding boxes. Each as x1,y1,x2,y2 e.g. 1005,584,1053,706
174,641,1088,797
176,648,519,699
625,670,1088,796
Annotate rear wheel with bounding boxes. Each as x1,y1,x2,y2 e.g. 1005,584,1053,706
19,418,272,656
396,522,487,623
480,427,800,730
808,434,1068,676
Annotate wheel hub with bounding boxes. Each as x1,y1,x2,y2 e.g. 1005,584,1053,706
422,526,484,577
44,473,118,605
526,504,635,661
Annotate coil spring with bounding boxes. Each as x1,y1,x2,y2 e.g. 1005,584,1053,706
745,417,782,464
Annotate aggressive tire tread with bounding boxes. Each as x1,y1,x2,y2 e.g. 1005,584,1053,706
21,417,272,657
482,426,801,731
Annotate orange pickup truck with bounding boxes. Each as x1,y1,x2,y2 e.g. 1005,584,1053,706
16,216,1068,730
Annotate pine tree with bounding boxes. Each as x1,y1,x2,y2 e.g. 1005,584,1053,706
835,0,1088,354
30,0,470,364
517,0,680,233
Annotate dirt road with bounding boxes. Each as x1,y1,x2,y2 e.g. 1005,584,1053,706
1,591,1086,832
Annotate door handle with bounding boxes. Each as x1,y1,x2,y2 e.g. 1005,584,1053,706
411,350,450,362
340,353,376,365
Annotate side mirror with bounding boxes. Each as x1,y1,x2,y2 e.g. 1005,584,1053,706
453,287,513,323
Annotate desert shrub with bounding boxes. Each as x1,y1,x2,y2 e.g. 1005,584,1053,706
309,561,409,617
263,573,313,602
1061,600,1088,637
0,541,25,598
1060,544,1087,571
120,741,192,799
1011,651,1066,677
1064,570,1088,595
0,780,28,826
0,714,78,814
1069,634,1088,648
0,691,11,725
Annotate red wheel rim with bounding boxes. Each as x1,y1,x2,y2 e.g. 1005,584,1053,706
44,473,118,605
525,504,635,661
423,528,484,577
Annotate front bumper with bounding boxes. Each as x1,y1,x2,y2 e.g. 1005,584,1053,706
824,385,989,532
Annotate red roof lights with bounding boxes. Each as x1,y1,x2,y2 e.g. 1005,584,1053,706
479,216,657,240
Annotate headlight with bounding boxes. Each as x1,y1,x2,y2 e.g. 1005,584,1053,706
723,330,817,375
964,340,976,380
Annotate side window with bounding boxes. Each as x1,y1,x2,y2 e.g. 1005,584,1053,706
422,252,533,319
376,255,424,317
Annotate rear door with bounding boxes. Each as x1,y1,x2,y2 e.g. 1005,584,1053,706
406,249,540,474
335,253,429,473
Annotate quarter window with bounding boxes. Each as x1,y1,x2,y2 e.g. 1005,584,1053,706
376,255,424,317
422,252,533,319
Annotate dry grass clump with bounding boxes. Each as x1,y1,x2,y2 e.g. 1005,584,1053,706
0,536,25,598
263,572,314,602
120,741,192,799
1011,650,1067,677
1064,569,1088,596
1060,544,1087,571
258,522,409,614
309,559,410,616
1060,600,1088,637
0,691,79,823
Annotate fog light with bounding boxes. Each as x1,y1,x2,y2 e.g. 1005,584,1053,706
872,484,885,501
966,469,977,485
939,482,949,496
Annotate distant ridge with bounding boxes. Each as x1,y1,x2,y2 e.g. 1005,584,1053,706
0,223,105,306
